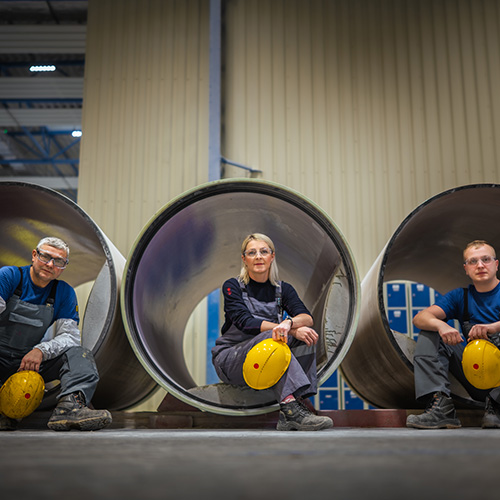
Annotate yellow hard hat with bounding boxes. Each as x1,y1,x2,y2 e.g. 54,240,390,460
243,339,292,390
0,370,45,419
462,339,500,390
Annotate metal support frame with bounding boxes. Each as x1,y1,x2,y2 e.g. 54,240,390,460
1,127,80,200
2,127,80,171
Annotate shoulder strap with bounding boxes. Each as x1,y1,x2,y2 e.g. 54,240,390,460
14,267,23,297
463,287,470,322
239,278,284,321
46,280,58,307
276,281,283,322
11,267,58,306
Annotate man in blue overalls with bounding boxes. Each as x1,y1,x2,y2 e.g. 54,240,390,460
0,237,111,431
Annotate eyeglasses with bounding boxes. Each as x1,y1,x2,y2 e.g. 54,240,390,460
244,247,273,258
464,255,497,266
36,249,68,269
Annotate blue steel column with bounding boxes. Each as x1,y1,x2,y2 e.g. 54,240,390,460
206,0,222,383
208,0,221,183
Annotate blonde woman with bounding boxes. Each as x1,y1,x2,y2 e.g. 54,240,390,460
212,233,332,431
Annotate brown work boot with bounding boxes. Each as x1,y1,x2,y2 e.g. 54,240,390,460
47,392,112,431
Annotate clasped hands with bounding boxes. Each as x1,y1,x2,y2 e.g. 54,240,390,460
272,320,318,346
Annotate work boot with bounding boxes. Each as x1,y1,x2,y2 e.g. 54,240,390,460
406,392,461,429
277,399,333,431
482,397,500,429
47,392,112,431
0,413,17,431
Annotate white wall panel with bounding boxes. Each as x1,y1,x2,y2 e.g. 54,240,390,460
78,0,209,255
223,0,500,276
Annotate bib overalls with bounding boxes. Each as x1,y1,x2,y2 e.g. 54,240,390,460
0,272,100,404
212,281,318,402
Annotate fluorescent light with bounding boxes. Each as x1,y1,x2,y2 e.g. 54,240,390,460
29,65,56,72
71,130,82,138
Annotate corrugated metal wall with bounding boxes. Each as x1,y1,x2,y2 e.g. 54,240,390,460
78,0,209,254
223,0,500,275
79,0,500,283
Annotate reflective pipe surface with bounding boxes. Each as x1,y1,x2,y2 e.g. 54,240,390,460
0,182,157,410
121,179,361,415
341,184,500,409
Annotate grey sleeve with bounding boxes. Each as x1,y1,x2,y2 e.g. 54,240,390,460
33,318,81,360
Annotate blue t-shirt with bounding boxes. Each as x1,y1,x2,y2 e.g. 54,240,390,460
435,282,500,327
0,265,79,325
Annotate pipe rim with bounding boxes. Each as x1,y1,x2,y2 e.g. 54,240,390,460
121,178,361,415
0,180,155,410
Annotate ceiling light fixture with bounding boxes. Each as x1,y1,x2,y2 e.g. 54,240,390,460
29,65,56,72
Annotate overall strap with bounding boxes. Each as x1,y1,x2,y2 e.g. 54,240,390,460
238,278,283,321
461,287,472,339
238,278,247,298
14,267,23,297
276,281,283,322
14,267,58,306
463,288,469,322
46,280,58,307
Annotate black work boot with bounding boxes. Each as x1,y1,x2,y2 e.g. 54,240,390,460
47,392,112,431
277,399,333,431
0,413,17,431
406,392,461,429
482,397,500,429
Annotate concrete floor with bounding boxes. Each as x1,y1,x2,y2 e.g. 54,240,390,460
1,427,499,500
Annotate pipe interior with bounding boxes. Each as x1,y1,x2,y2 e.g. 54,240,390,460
123,181,360,415
0,182,156,410
343,184,500,409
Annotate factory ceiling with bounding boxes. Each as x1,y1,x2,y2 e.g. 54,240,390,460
0,0,88,201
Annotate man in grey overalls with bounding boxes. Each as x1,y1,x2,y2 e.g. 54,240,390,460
0,237,111,431
407,240,500,429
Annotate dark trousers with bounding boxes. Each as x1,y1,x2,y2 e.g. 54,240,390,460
0,346,100,405
213,330,317,403
413,330,500,405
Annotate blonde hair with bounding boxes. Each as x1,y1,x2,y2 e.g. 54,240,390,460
238,233,279,286
463,240,496,261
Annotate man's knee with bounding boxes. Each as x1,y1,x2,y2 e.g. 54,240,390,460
415,330,441,357
64,347,99,378
65,346,94,362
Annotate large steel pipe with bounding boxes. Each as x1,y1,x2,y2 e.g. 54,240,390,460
0,182,156,410
122,179,360,415
341,184,500,409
